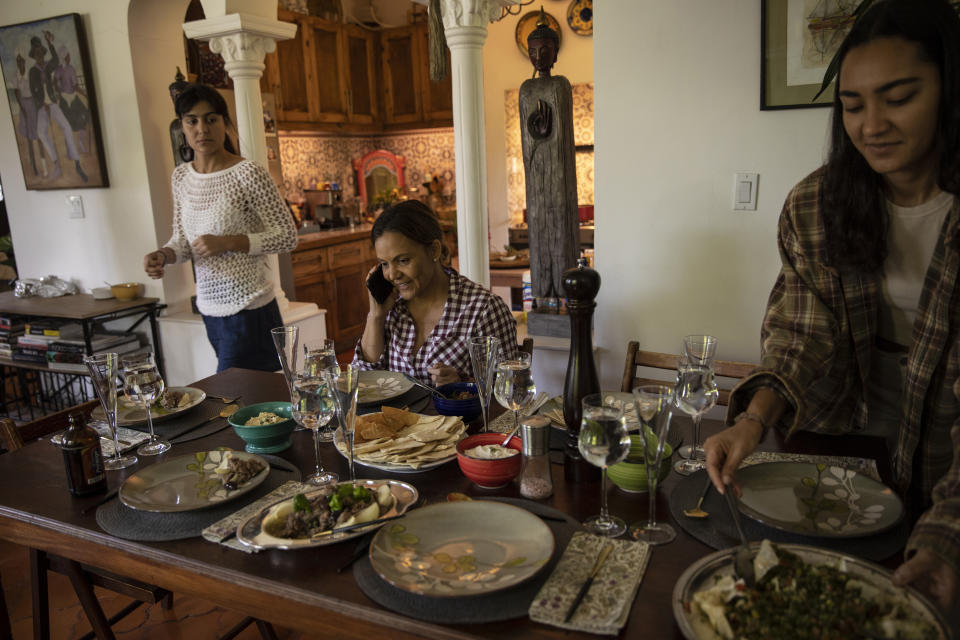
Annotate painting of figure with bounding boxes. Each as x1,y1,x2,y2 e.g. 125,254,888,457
0,13,108,189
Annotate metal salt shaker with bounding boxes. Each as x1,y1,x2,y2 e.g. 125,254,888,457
518,415,553,499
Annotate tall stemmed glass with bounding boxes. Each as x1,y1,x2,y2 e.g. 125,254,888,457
676,334,718,460
674,362,719,475
468,336,501,432
271,326,303,429
303,338,338,377
628,384,677,544
331,362,360,482
578,394,632,537
493,351,536,438
84,353,137,469
292,374,339,485
121,352,170,456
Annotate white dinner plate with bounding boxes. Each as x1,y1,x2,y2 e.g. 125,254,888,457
92,386,207,427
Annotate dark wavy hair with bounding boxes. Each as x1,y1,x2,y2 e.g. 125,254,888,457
822,0,960,272
174,83,238,155
371,200,450,264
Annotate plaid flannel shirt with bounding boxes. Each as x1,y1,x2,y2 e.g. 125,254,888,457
728,168,960,574
354,269,517,385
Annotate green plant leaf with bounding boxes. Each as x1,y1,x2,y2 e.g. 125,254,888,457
812,0,877,102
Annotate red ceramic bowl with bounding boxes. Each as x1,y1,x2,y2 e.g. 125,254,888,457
456,433,523,489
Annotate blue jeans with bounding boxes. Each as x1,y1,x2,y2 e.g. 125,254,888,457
202,299,283,373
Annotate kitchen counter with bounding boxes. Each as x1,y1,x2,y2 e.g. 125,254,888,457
295,223,373,250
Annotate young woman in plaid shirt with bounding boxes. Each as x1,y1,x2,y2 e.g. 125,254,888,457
705,0,960,612
355,201,516,386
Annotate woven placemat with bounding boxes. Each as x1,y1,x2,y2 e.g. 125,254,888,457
95,455,300,541
668,470,909,561
353,497,582,624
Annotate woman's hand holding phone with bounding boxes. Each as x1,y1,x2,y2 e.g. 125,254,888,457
366,264,397,311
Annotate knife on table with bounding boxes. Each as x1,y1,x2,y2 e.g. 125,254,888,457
564,543,614,623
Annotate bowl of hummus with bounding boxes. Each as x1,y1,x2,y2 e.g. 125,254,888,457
456,432,523,488
228,401,296,453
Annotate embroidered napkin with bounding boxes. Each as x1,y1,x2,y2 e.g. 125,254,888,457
202,480,308,553
50,422,151,456
529,532,650,635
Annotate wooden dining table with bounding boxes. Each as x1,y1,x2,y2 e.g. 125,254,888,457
0,368,897,640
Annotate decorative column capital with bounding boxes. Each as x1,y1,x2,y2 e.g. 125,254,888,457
182,13,296,52
439,0,520,30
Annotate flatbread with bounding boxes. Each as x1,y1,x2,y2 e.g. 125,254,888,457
340,411,466,468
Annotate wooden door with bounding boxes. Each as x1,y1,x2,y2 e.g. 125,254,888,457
381,26,422,125
268,13,312,122
307,19,349,123
343,25,379,124
416,23,453,123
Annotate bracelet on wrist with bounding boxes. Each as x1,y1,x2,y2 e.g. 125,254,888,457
735,411,772,438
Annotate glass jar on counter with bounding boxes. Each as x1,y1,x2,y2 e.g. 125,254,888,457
518,415,553,499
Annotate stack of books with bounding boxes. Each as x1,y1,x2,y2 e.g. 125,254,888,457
4,319,141,372
46,328,141,372
0,315,25,360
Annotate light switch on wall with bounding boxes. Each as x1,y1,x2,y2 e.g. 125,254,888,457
733,172,758,211
67,195,85,219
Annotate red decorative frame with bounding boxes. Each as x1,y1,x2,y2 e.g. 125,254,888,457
353,149,406,208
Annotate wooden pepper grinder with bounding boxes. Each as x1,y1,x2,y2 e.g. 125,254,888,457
562,257,601,482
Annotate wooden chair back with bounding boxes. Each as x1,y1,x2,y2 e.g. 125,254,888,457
519,337,533,358
0,400,98,453
620,341,755,406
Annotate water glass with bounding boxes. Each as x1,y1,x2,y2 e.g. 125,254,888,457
292,375,338,485
628,384,676,544
120,352,170,456
303,338,338,377
271,325,300,394
84,352,137,470
682,334,718,367
493,351,536,438
578,393,632,537
468,336,501,432
674,362,718,475
331,363,360,481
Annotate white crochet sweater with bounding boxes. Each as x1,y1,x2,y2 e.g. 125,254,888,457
164,160,298,317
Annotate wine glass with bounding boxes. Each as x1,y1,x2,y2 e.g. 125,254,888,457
120,352,170,456
302,338,338,377
468,336,501,432
682,334,718,367
577,393,632,537
84,353,137,470
292,375,339,485
271,325,300,394
493,351,536,439
331,362,360,482
628,384,677,544
673,362,718,475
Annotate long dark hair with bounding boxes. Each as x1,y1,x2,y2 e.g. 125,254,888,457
174,83,238,155
822,0,960,272
371,200,450,264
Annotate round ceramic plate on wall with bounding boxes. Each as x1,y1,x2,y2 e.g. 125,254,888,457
515,10,563,57
567,0,593,36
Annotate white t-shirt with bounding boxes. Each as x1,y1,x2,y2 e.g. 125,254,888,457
879,190,955,345
164,160,297,317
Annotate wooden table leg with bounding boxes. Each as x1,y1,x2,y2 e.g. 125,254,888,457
29,549,50,640
0,570,11,640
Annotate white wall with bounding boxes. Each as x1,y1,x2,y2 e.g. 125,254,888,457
590,0,832,390
483,8,594,251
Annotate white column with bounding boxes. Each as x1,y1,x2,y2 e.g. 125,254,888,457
183,14,297,310
441,0,502,289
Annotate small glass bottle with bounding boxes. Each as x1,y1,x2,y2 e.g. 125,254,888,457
60,411,107,497
518,415,553,499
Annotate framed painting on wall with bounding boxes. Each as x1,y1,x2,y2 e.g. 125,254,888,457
0,13,109,189
761,0,857,110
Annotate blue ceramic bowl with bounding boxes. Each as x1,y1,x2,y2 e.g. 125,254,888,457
228,401,296,453
436,382,482,422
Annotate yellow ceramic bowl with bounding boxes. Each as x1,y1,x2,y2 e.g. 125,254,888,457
110,282,143,300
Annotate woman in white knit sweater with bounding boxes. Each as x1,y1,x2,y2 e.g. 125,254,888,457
143,84,297,372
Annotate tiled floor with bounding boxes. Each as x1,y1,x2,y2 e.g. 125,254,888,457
0,539,304,640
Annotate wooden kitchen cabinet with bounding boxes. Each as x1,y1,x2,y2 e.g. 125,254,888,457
291,228,378,353
343,24,379,124
380,23,453,127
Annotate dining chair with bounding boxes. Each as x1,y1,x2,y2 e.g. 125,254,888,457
0,405,281,640
519,337,534,359
620,341,755,406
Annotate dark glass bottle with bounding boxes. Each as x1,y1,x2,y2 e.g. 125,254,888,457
61,411,106,497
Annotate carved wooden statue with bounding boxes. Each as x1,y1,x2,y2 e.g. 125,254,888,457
519,10,579,303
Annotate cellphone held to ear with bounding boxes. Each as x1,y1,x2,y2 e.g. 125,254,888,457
366,265,394,304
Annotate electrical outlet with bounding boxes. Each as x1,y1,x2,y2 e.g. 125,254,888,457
67,195,85,219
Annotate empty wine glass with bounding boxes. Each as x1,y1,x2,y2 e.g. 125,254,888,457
628,384,677,544
578,393,632,537
468,336,501,432
292,375,338,485
303,338,338,377
121,352,170,456
493,351,536,438
674,362,718,475
271,325,300,394
84,352,137,470
682,334,717,367
331,362,360,482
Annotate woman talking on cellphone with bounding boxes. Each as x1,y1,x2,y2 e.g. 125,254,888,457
143,83,297,372
705,0,960,612
356,200,516,386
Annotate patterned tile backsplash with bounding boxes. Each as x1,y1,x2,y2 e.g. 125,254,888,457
279,129,456,204
506,82,594,225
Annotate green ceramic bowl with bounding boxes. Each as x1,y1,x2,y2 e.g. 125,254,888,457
607,433,673,493
228,401,296,454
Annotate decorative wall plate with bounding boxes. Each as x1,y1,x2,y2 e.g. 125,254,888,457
567,0,593,36
515,10,563,57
